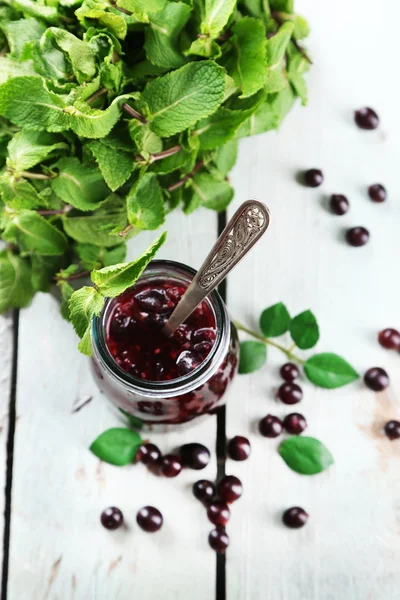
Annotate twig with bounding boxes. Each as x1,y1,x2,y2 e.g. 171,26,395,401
86,87,108,104
37,205,73,216
122,103,148,124
71,396,93,414
150,145,182,162
55,270,91,283
167,160,203,192
109,0,132,14
19,170,55,180
234,321,305,365
118,223,133,238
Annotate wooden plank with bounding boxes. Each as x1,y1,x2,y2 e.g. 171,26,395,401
0,314,13,579
226,0,400,598
7,211,218,599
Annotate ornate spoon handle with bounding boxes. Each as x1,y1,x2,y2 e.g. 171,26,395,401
162,200,270,337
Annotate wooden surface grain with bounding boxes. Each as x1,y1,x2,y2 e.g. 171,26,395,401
2,0,400,598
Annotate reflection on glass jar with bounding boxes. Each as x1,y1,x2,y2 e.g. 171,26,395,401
91,260,239,424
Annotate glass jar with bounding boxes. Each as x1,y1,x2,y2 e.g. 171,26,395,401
91,260,239,424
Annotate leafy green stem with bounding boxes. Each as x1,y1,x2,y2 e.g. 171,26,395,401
122,103,148,124
167,160,203,192
150,145,182,163
55,269,90,283
37,204,73,216
234,320,305,365
86,87,108,104
19,170,55,180
109,0,132,15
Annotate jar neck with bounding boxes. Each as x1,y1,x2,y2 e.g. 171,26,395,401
91,260,231,398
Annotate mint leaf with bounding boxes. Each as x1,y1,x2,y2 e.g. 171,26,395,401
0,250,34,312
89,428,143,466
290,309,319,350
238,340,266,374
75,0,127,39
51,157,110,211
215,139,238,177
2,17,45,59
259,302,291,337
0,172,45,210
31,255,63,292
59,280,74,321
76,243,127,270
185,172,234,214
130,122,162,154
3,211,68,256
235,95,281,138
0,57,37,85
116,0,166,22
11,0,60,24
222,17,267,99
144,2,191,68
7,129,68,172
46,27,97,83
201,0,236,39
91,230,167,297
279,436,334,475
87,141,134,191
69,285,105,355
127,173,165,230
304,353,359,389
288,48,309,105
265,22,294,92
118,409,144,430
141,61,225,137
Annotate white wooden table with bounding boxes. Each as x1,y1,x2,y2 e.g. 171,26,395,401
2,1,400,598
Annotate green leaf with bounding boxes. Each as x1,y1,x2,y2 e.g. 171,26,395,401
304,353,359,389
215,139,238,177
238,340,266,374
89,428,143,466
279,436,334,475
75,0,128,39
0,57,37,85
91,230,166,297
31,255,63,292
130,122,162,155
7,129,68,172
2,17,46,59
59,280,74,320
269,0,293,11
116,0,166,22
222,18,267,99
0,171,45,210
127,173,165,230
290,309,319,350
0,250,34,313
3,211,68,256
141,61,225,137
201,0,236,39
87,141,134,192
288,48,309,105
75,243,127,270
10,0,60,24
235,94,281,138
265,22,294,93
185,172,234,214
259,302,290,337
46,28,97,83
118,408,144,430
51,157,110,211
144,2,191,69
69,285,105,355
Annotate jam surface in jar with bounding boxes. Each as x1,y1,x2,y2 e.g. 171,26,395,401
106,281,217,382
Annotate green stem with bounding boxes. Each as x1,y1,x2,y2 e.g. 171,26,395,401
234,321,305,365
167,160,203,192
86,87,108,104
19,170,55,180
122,103,148,124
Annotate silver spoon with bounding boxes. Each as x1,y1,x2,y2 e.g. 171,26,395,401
162,200,270,337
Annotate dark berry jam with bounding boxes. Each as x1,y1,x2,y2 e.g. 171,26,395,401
106,281,216,382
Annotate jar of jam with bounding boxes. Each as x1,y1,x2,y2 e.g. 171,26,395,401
91,260,239,424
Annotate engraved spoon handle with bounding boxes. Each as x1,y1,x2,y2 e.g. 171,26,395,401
162,200,271,337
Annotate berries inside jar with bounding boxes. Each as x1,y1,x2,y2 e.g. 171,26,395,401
106,281,217,381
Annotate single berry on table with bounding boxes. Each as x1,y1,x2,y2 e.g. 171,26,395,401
368,184,386,203
136,443,161,465
280,363,300,382
227,436,251,461
283,413,307,435
282,507,309,528
180,443,210,470
345,227,369,247
259,414,283,438
378,328,400,350
207,501,230,526
209,528,229,553
354,107,379,130
136,506,163,532
193,480,216,504
218,475,243,504
330,194,349,215
304,169,323,187
384,420,400,440
364,367,389,391
278,382,303,405
100,507,124,530
160,454,182,477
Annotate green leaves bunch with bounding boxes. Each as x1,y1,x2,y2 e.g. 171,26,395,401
237,302,359,389
0,0,310,315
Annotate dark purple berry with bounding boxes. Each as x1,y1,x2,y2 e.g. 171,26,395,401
384,420,400,440
180,443,210,470
368,184,386,203
283,413,307,435
378,328,400,351
209,528,229,553
259,414,283,438
330,194,349,215
354,107,379,130
136,443,161,465
280,363,299,382
218,475,243,504
364,367,389,392
207,501,230,526
160,454,182,477
278,382,303,405
304,168,323,187
101,507,124,530
282,507,309,528
193,480,215,504
227,436,251,461
137,506,163,532
345,227,369,247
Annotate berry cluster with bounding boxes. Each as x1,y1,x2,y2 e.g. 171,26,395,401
136,441,211,477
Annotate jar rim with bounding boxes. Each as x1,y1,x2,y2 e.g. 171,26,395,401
91,259,230,398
